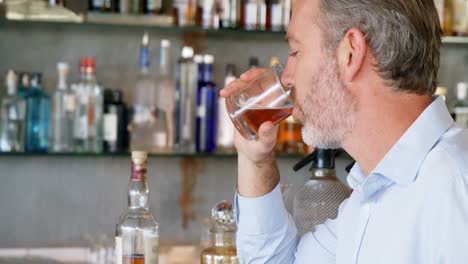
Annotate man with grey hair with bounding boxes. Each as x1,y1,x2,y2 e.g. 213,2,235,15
221,0,468,263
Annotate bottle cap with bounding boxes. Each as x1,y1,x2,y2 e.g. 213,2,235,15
456,82,468,100
6,70,17,94
269,56,280,67
161,39,171,48
142,32,150,46
181,46,194,59
225,64,236,74
104,89,123,104
18,72,30,88
203,54,214,64
194,54,203,64
249,57,259,68
30,72,42,87
313,149,335,170
132,151,148,160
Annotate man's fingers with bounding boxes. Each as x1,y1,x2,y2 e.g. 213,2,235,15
240,68,267,81
258,122,278,147
219,80,246,98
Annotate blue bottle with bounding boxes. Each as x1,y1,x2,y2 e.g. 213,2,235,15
196,54,217,153
25,73,50,152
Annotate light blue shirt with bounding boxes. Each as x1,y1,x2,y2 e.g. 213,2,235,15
235,96,468,264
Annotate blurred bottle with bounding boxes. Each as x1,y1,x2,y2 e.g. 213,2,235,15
155,39,176,152
282,0,291,29
174,0,198,26
201,201,238,264
25,73,50,153
119,0,143,14
243,0,266,30
144,0,162,14
441,0,454,36
267,0,283,31
17,72,31,98
216,64,236,153
0,70,26,152
196,54,217,152
50,62,75,153
220,0,240,28
103,89,128,153
89,0,113,12
248,56,259,69
73,57,104,153
201,0,220,29
130,33,159,153
293,149,350,235
454,82,468,128
175,46,198,152
115,151,159,264
452,0,467,36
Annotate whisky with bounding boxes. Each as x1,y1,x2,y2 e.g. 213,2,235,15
276,116,306,154
123,254,145,264
242,106,293,134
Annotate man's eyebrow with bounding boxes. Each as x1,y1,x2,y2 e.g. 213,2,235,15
285,34,299,44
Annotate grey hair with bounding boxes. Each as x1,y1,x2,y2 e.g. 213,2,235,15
319,0,442,95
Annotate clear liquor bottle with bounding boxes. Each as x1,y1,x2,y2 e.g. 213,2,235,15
25,73,50,153
50,62,75,152
115,151,159,264
216,64,236,153
175,46,198,153
73,57,104,153
154,39,176,152
130,33,159,153
0,70,26,152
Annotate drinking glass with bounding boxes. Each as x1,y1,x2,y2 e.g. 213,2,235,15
225,64,294,140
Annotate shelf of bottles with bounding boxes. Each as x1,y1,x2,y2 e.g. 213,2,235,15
0,30,311,158
0,0,468,44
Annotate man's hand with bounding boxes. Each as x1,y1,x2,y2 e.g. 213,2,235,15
220,68,280,198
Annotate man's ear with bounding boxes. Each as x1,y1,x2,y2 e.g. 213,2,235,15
336,28,367,83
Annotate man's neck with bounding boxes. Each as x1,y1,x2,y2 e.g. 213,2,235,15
342,89,432,176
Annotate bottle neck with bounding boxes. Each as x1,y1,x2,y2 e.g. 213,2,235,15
128,160,149,209
7,82,17,95
58,73,68,91
81,69,96,83
211,231,235,247
203,63,213,83
159,46,172,76
140,46,150,74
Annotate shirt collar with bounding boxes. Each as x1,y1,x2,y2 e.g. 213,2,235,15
347,96,454,193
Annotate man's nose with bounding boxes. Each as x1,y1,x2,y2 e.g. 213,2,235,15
281,59,295,89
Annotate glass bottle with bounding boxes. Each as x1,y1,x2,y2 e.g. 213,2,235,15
73,57,104,153
196,54,217,152
243,0,266,30
17,72,31,98
201,200,238,264
276,116,306,154
0,70,26,152
216,64,236,153
25,73,50,153
130,33,159,153
116,151,159,264
268,0,283,31
154,39,176,153
103,89,128,153
175,46,198,153
293,149,350,235
144,0,162,14
454,82,468,128
452,0,467,36
50,62,75,153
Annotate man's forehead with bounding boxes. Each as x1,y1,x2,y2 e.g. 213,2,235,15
286,0,320,43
